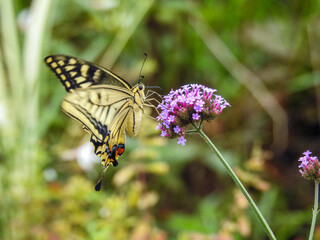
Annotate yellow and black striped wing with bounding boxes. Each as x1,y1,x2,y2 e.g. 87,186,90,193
44,54,132,92
107,100,134,147
61,85,137,167
89,104,133,166
61,85,133,141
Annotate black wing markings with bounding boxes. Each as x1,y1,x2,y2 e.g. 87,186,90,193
44,55,133,92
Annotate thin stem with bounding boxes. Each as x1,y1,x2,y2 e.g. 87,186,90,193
194,125,276,240
308,180,319,240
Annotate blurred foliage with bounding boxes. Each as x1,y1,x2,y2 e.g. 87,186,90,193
1,0,320,239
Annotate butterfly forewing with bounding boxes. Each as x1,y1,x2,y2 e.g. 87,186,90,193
44,55,132,92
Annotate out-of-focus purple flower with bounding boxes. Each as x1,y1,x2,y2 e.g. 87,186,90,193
156,84,230,145
298,150,320,181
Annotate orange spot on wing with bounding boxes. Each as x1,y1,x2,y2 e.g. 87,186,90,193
116,144,125,158
117,147,124,156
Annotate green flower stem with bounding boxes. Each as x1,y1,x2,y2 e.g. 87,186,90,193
196,127,276,240
308,180,319,240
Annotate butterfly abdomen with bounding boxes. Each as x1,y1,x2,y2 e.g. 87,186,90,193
125,105,143,137
122,84,145,137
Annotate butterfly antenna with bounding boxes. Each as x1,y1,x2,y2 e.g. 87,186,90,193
95,164,109,191
145,86,162,90
138,53,147,83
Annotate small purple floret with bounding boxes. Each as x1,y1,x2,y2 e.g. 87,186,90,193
192,113,200,120
173,126,180,134
177,136,187,146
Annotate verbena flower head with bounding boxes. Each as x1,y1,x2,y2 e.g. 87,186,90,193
156,84,230,145
298,150,320,181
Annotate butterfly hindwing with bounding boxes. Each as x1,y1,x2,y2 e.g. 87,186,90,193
44,55,132,92
67,88,137,167
61,85,133,141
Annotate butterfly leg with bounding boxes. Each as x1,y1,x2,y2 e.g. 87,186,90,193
145,97,161,106
144,101,161,116
146,90,162,100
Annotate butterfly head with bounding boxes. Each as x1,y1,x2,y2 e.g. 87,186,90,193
138,84,144,91
131,82,145,108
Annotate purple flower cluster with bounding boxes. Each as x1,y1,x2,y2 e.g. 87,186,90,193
156,84,230,145
299,150,320,181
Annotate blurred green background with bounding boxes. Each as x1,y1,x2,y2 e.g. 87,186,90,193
1,0,320,239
